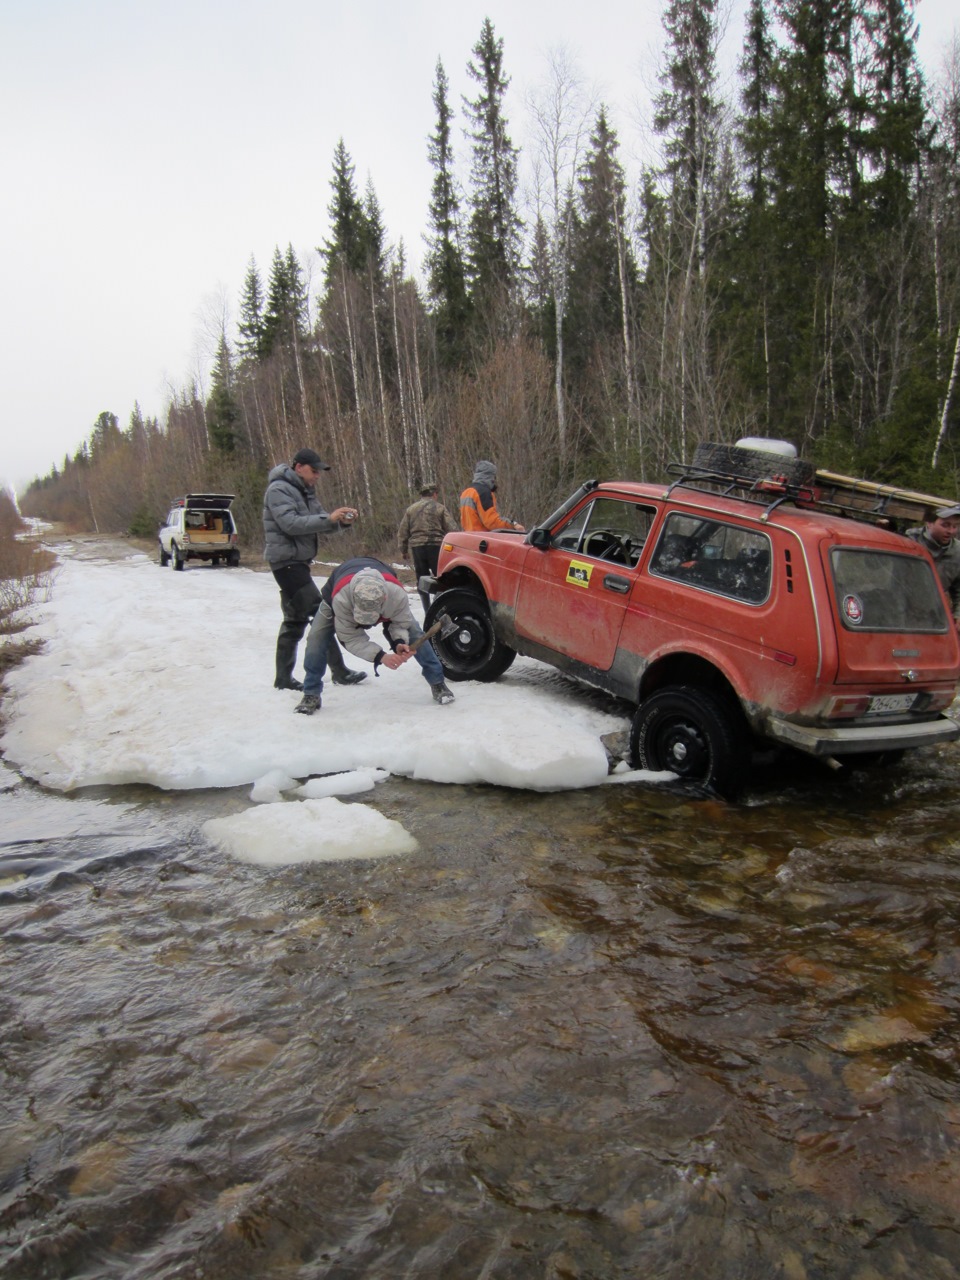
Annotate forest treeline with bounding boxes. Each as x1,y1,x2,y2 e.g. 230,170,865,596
19,5,960,555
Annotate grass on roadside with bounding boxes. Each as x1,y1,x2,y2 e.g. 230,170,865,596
0,490,56,697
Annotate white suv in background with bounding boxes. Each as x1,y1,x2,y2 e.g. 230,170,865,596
158,494,240,570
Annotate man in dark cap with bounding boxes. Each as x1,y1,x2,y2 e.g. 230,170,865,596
907,505,960,626
262,448,366,690
397,482,459,614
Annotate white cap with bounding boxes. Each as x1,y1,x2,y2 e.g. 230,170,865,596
352,572,387,625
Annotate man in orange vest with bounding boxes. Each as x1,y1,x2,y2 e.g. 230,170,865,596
459,461,524,533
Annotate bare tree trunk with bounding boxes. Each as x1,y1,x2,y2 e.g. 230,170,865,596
323,351,348,474
343,268,373,509
370,271,391,465
528,49,592,459
291,320,310,435
410,307,430,480
613,196,636,468
391,278,411,484
763,296,771,427
932,322,960,469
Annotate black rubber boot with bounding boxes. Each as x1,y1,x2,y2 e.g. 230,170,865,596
274,625,304,689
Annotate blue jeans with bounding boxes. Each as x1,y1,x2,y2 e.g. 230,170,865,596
303,603,444,698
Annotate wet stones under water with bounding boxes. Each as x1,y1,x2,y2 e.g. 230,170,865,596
3,750,960,1277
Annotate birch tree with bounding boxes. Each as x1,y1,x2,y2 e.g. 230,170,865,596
527,47,593,455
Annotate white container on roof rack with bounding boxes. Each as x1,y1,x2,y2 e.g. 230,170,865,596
735,437,798,457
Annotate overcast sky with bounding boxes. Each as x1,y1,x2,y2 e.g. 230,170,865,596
2,0,957,496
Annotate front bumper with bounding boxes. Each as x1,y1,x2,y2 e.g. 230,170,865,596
767,715,960,757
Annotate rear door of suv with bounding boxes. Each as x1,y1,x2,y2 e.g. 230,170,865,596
822,539,960,693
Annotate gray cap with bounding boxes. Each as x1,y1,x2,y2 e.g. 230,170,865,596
352,571,387,626
936,505,960,520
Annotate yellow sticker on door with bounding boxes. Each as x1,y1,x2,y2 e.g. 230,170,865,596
566,560,593,588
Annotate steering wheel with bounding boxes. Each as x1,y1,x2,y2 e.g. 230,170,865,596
583,531,623,560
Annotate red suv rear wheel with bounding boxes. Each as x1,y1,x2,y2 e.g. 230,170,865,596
631,685,750,798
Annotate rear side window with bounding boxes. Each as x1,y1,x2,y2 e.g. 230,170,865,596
649,513,772,604
831,548,948,632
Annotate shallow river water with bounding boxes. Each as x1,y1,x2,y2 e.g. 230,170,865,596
3,732,960,1277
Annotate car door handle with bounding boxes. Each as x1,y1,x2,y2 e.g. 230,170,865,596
603,574,631,593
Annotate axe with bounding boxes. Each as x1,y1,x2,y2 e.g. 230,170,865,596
407,613,458,653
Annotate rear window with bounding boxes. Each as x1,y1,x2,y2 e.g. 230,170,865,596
830,548,948,632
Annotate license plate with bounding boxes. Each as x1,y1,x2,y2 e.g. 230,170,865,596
867,692,918,714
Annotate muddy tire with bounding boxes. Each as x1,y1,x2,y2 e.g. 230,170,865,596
692,441,815,487
171,543,184,571
631,684,751,799
158,543,170,567
424,589,516,683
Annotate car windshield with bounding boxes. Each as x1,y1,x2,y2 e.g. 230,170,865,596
830,548,948,632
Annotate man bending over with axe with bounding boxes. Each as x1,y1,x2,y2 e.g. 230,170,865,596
295,557,456,714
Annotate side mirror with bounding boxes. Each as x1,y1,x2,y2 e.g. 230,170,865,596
529,527,552,551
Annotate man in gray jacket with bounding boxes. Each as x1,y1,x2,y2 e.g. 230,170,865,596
262,448,366,690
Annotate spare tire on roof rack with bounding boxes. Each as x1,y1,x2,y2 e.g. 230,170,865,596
692,439,816,487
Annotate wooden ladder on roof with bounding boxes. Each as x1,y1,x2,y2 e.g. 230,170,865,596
805,471,956,526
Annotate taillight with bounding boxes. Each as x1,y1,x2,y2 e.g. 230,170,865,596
924,690,956,712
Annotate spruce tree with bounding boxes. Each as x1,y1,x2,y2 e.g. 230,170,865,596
206,333,242,454
751,0,856,437
566,107,636,379
361,177,388,288
649,0,728,456
237,257,267,362
653,0,723,271
462,18,523,324
425,58,470,366
320,139,370,287
89,412,121,462
725,0,780,420
262,244,308,359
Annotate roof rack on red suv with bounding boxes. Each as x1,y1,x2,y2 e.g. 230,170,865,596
675,439,954,529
